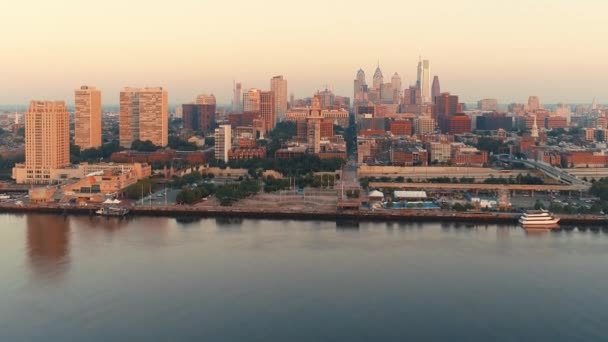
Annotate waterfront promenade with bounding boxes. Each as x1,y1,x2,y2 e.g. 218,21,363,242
1,203,606,226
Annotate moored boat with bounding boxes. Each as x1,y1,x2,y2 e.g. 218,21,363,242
518,209,559,229
96,206,130,217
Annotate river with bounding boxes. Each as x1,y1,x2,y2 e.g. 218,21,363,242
0,214,607,341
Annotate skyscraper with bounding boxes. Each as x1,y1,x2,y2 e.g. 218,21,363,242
477,99,498,111
214,124,232,162
182,103,216,134
419,59,431,103
119,87,168,148
20,101,70,183
354,69,367,101
431,76,441,103
271,76,288,123
528,96,541,111
372,64,384,91
391,73,402,92
260,91,276,131
196,94,216,105
74,85,102,150
232,82,243,113
243,89,261,112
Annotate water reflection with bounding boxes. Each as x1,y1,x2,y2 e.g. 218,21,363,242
71,216,129,232
26,215,70,281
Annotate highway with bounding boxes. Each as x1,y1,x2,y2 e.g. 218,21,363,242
498,157,590,191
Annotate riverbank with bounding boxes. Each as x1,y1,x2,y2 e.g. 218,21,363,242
1,203,607,226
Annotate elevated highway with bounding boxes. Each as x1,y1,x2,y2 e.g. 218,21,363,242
498,157,590,191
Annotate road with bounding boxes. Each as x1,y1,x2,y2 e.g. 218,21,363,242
498,157,590,190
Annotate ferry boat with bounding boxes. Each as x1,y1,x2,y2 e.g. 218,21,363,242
518,209,560,228
96,206,130,217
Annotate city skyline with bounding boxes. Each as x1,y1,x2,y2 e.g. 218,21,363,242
1,0,607,105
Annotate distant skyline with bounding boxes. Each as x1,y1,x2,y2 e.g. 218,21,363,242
2,0,607,105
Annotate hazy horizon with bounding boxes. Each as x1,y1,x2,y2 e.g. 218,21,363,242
2,0,607,106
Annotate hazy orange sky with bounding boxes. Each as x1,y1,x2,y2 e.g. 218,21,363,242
1,0,606,106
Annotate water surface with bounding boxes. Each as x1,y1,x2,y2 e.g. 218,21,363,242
0,214,607,341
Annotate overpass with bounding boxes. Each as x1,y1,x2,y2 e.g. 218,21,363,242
498,157,590,190
368,182,585,193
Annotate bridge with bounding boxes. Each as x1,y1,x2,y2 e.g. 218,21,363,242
497,157,590,191
368,182,585,193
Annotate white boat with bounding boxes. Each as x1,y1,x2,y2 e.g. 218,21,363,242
96,206,130,217
518,209,560,228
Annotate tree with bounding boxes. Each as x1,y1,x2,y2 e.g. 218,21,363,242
534,200,544,210
131,140,160,152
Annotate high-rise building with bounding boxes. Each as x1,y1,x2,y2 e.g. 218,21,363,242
271,76,288,123
214,124,232,162
243,89,261,112
315,88,335,109
435,93,460,132
372,64,384,91
528,96,541,111
414,116,436,135
431,76,441,103
233,82,243,113
435,93,460,117
477,99,498,111
354,69,367,93
448,113,472,134
404,86,422,105
196,94,216,105
260,91,276,131
119,87,168,148
420,59,431,103
19,101,70,183
74,85,102,150
182,103,216,134
391,73,402,93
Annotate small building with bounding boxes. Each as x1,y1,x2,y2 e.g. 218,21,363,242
368,190,384,202
394,190,428,201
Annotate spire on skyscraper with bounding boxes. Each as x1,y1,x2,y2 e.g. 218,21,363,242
531,115,539,139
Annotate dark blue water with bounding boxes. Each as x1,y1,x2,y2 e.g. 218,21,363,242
0,214,607,341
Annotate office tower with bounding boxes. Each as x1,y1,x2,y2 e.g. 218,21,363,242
380,83,394,103
74,85,102,149
431,76,441,103
260,91,276,131
289,93,295,108
477,99,498,111
119,87,168,148
414,116,436,135
435,93,460,116
418,58,431,103
233,82,243,113
315,88,335,109
528,96,541,111
243,89,261,112
391,73,402,93
354,69,367,93
372,64,384,91
214,124,232,162
271,76,288,123
435,92,460,132
196,94,216,105
182,103,216,134
448,113,472,134
404,86,422,105
25,101,70,175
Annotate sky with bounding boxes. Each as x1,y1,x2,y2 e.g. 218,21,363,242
1,0,607,106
